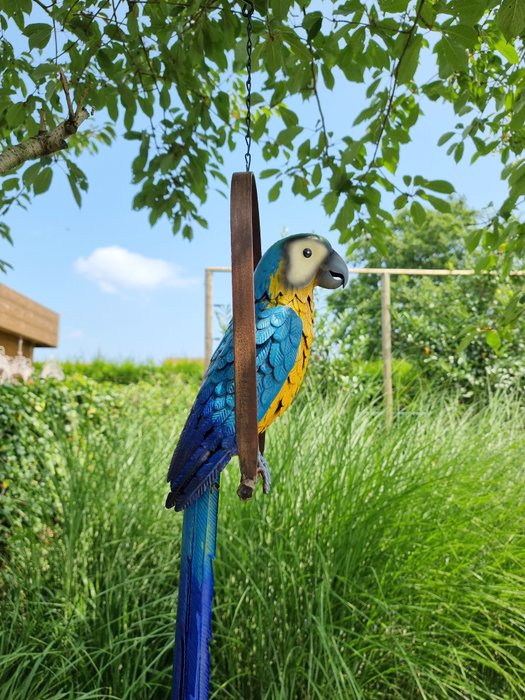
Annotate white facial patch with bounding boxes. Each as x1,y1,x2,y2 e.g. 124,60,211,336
285,237,330,289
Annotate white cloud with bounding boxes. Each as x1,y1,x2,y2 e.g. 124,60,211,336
74,246,198,294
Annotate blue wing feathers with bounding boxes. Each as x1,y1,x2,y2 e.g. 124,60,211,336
166,302,303,511
255,324,274,344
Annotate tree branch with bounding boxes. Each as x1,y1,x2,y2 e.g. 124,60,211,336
59,68,75,120
368,0,425,171
302,9,330,159
0,108,90,176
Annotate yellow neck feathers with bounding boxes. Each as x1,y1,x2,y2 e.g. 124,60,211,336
257,268,316,432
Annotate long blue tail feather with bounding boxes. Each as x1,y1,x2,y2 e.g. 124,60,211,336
172,484,219,699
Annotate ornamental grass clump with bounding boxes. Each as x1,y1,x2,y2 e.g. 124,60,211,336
0,380,524,699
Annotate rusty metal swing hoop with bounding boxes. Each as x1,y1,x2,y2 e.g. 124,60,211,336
230,172,265,498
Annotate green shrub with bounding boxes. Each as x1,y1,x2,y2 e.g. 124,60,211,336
0,377,126,562
38,357,205,385
327,203,525,400
162,357,204,384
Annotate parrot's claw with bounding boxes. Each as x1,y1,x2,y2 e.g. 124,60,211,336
257,452,271,494
237,451,271,500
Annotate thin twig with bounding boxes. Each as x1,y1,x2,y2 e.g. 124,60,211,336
302,9,330,159
38,110,47,134
368,0,426,172
59,68,75,121
34,0,53,13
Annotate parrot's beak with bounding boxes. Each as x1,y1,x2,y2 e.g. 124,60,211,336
317,250,349,289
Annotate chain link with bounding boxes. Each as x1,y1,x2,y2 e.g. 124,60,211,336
242,1,254,172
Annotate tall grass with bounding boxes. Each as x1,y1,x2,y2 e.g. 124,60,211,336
1,385,524,699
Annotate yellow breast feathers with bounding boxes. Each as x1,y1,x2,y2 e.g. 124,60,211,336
257,272,315,433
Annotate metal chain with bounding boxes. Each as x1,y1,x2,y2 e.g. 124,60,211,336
242,1,254,172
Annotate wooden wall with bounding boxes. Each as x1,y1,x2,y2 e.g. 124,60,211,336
0,330,34,359
0,285,59,360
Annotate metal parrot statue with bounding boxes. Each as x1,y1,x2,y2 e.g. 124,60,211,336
166,234,348,699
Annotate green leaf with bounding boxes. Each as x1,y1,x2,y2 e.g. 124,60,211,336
410,200,426,225
0,222,13,245
261,38,285,74
323,191,338,215
425,179,454,194
280,106,298,128
334,198,355,230
394,194,408,209
485,329,502,352
215,91,229,123
419,2,436,26
270,82,287,107
260,168,280,179
252,114,268,142
22,162,42,188
268,180,282,202
68,174,82,207
276,126,303,148
321,63,335,90
493,37,519,64
497,0,525,41
285,34,312,62
138,96,154,118
303,12,323,42
379,0,409,11
250,92,264,107
366,78,382,99
120,85,135,111
454,141,464,163
33,167,53,195
159,86,171,111
97,48,115,76
269,0,293,21
435,35,467,77
311,163,322,187
5,102,26,128
425,195,451,213
292,175,309,197
507,161,525,198
23,23,52,50
501,294,525,325
457,328,477,353
444,24,478,50
437,131,454,146
397,35,422,85
447,0,488,24
465,229,482,253
1,178,19,195
32,63,59,81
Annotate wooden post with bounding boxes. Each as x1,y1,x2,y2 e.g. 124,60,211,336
380,272,393,429
204,268,213,368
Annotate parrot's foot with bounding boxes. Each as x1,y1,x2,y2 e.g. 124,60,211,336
257,452,271,494
237,451,271,500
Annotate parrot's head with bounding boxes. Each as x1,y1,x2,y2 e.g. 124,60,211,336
255,234,348,298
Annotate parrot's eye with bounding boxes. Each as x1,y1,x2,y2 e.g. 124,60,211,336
303,248,312,258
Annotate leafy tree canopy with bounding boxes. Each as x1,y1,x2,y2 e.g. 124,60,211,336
326,200,525,397
0,0,524,271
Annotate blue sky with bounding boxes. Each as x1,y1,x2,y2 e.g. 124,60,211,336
1,59,514,363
